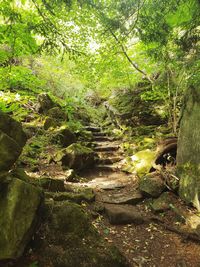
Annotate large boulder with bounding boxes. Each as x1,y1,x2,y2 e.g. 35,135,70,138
54,143,94,170
33,201,128,267
0,178,43,260
0,112,27,172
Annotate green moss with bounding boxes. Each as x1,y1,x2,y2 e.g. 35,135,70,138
123,149,156,176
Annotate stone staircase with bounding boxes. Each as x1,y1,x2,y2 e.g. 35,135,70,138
86,126,123,171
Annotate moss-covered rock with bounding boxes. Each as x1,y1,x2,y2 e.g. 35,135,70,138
0,178,43,260
0,131,22,172
34,177,66,192
0,112,27,172
124,149,156,177
151,192,177,212
45,188,95,203
0,111,27,147
54,143,94,170
35,201,128,267
47,106,67,121
52,126,77,147
36,93,56,113
44,116,60,130
139,172,166,197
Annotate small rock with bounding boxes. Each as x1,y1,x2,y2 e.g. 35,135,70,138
151,192,177,212
139,172,166,197
105,204,145,225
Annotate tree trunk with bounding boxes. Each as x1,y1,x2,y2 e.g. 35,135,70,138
177,86,200,210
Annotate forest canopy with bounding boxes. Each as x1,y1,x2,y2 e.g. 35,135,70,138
0,0,199,127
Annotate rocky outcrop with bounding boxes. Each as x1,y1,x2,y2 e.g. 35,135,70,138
54,143,94,170
0,112,27,172
0,178,43,260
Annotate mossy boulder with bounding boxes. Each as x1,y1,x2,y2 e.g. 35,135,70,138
0,111,27,147
0,131,22,172
47,106,67,121
0,112,27,173
0,178,43,260
44,116,60,130
54,143,94,170
124,149,156,177
34,177,65,192
35,201,128,267
52,126,77,147
45,188,95,203
36,93,56,113
139,172,166,197
151,192,177,212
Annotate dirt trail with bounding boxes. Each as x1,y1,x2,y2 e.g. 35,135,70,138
78,126,200,267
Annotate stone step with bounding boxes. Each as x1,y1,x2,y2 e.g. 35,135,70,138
98,191,144,205
97,157,122,165
95,164,119,172
94,145,119,152
93,136,113,142
92,132,107,137
85,126,101,132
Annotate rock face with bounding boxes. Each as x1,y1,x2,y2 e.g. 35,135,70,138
35,201,128,267
0,112,27,172
139,172,166,197
0,178,43,260
54,143,94,170
176,87,200,210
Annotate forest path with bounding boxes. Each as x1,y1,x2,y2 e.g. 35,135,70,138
77,126,200,267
